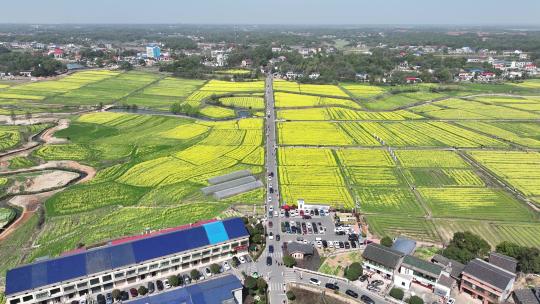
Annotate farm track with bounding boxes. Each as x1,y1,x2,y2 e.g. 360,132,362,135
0,118,96,241
458,151,540,213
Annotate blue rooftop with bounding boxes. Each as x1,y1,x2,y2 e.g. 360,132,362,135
5,218,248,296
391,237,417,255
126,275,242,304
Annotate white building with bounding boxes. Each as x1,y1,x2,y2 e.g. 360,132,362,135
297,199,330,213
5,218,249,304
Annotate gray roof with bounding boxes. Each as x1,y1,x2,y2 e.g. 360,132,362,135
391,237,417,255
431,254,465,279
463,259,516,291
437,274,454,288
513,288,540,304
489,252,517,274
362,243,404,269
208,170,252,184
287,242,314,255
201,176,256,195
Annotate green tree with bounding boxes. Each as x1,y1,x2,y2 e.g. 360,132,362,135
256,277,268,292
389,288,404,300
286,290,296,301
344,262,363,281
244,276,257,290
283,255,296,268
111,289,121,300
137,286,148,296
408,295,424,304
190,269,201,280
442,231,490,264
231,257,240,267
168,275,180,287
381,236,393,247
210,263,221,274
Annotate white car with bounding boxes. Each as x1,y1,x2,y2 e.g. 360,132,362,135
163,279,171,289
269,233,274,240
222,261,231,271
280,211,285,217
309,278,321,286
316,241,323,248
238,256,246,264
273,211,278,217
204,267,212,278
267,197,272,202
446,299,456,304
269,206,274,212
328,241,334,248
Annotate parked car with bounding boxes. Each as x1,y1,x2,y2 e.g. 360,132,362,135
360,295,375,304
359,274,369,282
268,221,273,228
269,232,274,240
309,278,321,286
345,290,359,298
325,283,339,290
105,293,112,304
156,280,164,291
266,256,272,266
97,294,106,304
164,279,171,289
147,281,155,293
183,275,191,285
129,288,138,298
222,261,231,271
120,291,129,301
239,256,247,264
371,280,384,286
269,245,274,253
446,299,456,304
204,267,212,278
276,234,280,241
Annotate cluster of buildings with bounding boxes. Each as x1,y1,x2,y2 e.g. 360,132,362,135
361,240,534,304
4,218,249,304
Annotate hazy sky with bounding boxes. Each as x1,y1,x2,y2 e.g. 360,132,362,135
1,0,539,25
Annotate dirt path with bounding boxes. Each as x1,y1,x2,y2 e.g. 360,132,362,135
0,119,97,240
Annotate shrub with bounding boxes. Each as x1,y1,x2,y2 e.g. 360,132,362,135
190,269,201,280
345,262,363,281
244,276,257,290
168,275,179,287
286,290,296,300
408,295,424,304
389,288,404,300
137,286,148,296
283,255,297,268
111,289,121,300
257,277,268,291
381,236,393,247
210,263,221,274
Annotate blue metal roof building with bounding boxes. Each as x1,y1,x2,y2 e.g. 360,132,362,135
5,218,248,296
391,237,417,255
125,274,242,304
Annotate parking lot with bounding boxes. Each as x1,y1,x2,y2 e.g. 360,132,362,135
267,209,362,253
76,255,249,304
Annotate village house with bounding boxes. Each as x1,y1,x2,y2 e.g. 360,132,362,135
460,258,516,304
286,242,314,260
362,243,404,280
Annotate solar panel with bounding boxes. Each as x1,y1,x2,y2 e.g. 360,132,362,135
5,219,247,296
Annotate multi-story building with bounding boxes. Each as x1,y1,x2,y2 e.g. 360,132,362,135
125,274,243,304
5,218,249,304
146,45,161,59
362,243,404,279
460,258,516,304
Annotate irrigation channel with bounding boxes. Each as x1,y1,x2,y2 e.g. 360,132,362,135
0,118,95,240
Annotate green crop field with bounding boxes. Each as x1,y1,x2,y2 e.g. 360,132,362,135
1,71,540,282
4,111,266,261
273,79,540,247
0,208,15,228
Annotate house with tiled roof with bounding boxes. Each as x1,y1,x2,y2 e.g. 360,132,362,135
460,258,516,304
362,243,404,279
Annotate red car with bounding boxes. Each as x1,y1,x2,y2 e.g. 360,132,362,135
268,221,273,228
129,288,138,298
